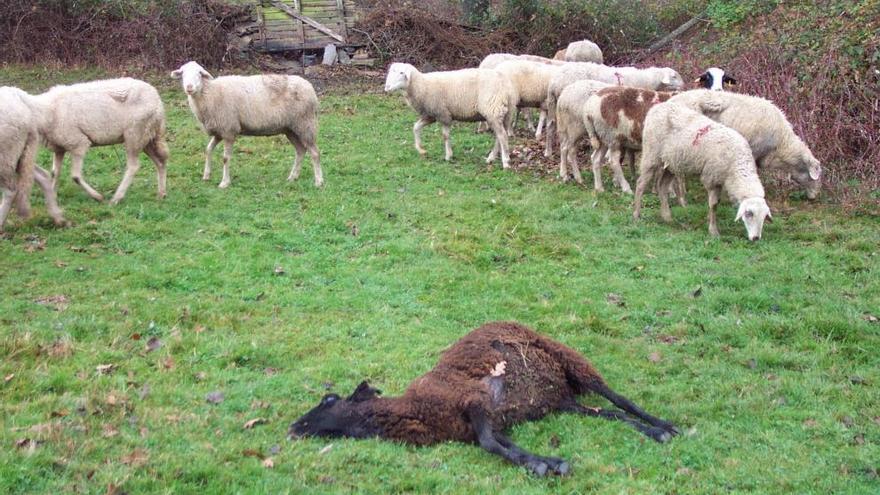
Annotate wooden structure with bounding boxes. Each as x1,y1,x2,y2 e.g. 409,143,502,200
256,0,363,52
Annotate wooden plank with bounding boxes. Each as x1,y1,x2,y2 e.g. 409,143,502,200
271,0,345,42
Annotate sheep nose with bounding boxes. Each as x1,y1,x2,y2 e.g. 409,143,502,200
185,85,194,94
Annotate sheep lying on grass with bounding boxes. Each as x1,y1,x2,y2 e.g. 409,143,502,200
667,89,821,198
289,321,679,476
384,63,517,169
35,78,169,205
0,87,66,231
172,61,323,189
634,102,772,240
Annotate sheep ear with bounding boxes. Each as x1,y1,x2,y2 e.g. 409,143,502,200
200,69,214,80
348,381,381,402
765,210,773,223
723,75,738,85
735,203,746,222
694,73,707,83
808,160,822,181
170,69,183,79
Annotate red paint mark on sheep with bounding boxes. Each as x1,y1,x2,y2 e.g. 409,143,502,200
692,125,712,146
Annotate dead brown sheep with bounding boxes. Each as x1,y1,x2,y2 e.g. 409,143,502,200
289,321,679,476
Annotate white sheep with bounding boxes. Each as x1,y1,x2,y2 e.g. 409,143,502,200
544,63,685,157
583,86,678,193
171,61,323,189
34,78,168,205
563,40,604,64
633,102,772,240
554,79,611,184
667,89,821,198
0,87,66,230
478,54,562,135
695,68,736,90
384,63,517,169
493,60,560,137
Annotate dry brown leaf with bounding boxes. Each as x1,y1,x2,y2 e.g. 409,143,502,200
206,391,225,404
802,418,818,428
318,443,334,455
606,293,625,307
24,237,46,252
161,356,175,370
250,400,270,410
648,352,662,363
4,373,14,383
49,409,68,418
34,295,69,311
194,324,206,334
242,448,263,459
121,448,149,467
863,313,879,323
262,458,274,468
243,418,267,429
96,364,117,375
102,424,119,438
130,333,141,341
54,260,68,268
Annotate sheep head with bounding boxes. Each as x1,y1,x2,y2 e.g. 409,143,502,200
288,381,382,440
735,197,772,241
791,155,822,200
659,68,685,90
695,68,737,91
384,63,416,92
171,61,213,96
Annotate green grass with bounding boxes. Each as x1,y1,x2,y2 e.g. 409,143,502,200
1,66,878,494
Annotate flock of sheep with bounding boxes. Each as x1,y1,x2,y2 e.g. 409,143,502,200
0,61,323,233
384,39,823,240
1,39,820,242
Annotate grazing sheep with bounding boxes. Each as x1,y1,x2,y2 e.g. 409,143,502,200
34,78,168,205
667,89,821,198
384,63,517,169
583,86,678,193
171,61,323,189
493,60,560,137
563,40,604,64
289,321,679,476
544,63,685,157
633,102,772,240
554,79,611,183
695,67,736,90
0,87,66,231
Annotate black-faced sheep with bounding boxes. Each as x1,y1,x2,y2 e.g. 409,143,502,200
289,321,679,476
695,68,737,90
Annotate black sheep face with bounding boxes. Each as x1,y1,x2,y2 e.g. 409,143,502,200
288,382,382,440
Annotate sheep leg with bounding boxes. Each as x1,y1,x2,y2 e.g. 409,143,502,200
441,124,453,161
561,402,672,443
468,408,569,476
632,165,657,221
219,139,234,189
0,188,14,232
286,132,306,181
657,171,675,222
308,142,323,187
487,121,511,170
590,382,679,435
203,136,220,181
109,148,142,205
544,119,554,158
534,109,546,140
558,132,569,181
609,147,632,194
144,139,168,199
412,116,434,157
524,109,535,133
69,150,104,202
707,186,721,237
591,147,606,193
51,151,65,190
568,144,583,184
675,176,688,206
33,166,66,226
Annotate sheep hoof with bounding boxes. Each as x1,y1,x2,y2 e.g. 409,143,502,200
314,179,324,188
555,461,571,476
109,198,121,206
647,427,672,443
53,218,70,228
527,461,549,477
218,181,230,189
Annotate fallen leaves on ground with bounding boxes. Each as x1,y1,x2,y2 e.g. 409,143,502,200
319,444,334,455
96,364,117,375
648,352,662,363
145,337,162,353
206,391,225,404
34,295,69,311
262,458,275,468
243,418,267,429
121,449,149,467
4,374,13,383
606,293,625,307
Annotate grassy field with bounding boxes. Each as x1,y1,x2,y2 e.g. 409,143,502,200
1,66,878,494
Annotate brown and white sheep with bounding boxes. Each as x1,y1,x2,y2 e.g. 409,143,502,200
289,321,679,476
